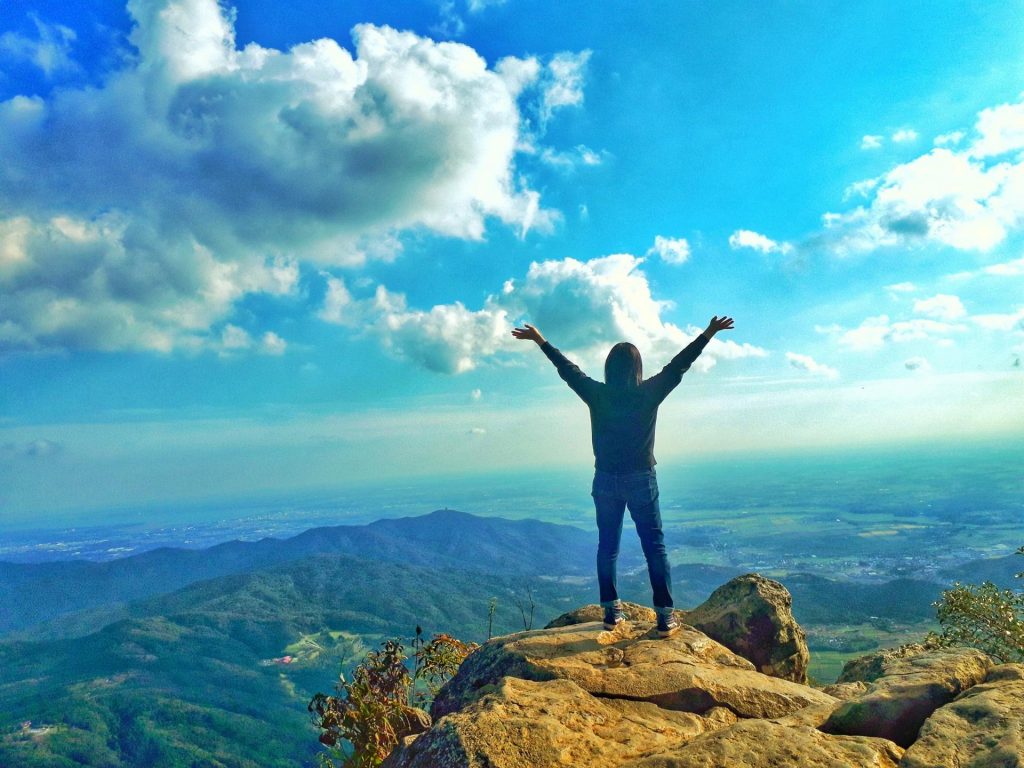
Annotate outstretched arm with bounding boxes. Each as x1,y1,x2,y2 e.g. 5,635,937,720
647,315,735,401
512,323,598,402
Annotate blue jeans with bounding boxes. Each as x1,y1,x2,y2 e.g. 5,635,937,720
592,468,673,609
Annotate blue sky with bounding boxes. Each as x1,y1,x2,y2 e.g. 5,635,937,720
1,0,1022,521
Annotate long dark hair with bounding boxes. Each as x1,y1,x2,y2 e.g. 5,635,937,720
604,342,643,388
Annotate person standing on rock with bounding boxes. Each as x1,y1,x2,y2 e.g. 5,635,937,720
512,316,735,637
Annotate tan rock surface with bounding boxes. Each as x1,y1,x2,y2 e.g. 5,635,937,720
898,662,1024,768
821,646,994,747
383,677,737,768
685,573,810,684
836,642,934,684
431,620,836,720
545,601,658,628
626,719,904,768
823,680,870,700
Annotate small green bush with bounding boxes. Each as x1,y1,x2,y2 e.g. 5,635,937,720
928,546,1023,663
309,630,477,768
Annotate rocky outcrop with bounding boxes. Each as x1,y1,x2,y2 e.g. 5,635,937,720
898,663,1024,767
386,677,737,768
430,619,835,722
684,573,811,684
820,645,994,747
630,719,905,768
383,575,1008,768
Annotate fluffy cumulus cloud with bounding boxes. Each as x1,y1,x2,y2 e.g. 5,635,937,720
861,134,884,150
646,235,691,265
321,254,768,374
814,97,1024,256
728,229,793,254
785,352,839,380
0,0,572,354
371,287,510,374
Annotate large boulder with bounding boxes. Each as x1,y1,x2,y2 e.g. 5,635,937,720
820,645,994,747
685,573,810,684
431,619,836,721
626,719,904,768
382,677,737,768
898,663,1024,768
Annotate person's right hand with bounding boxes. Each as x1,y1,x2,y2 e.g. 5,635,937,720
511,323,546,345
704,316,734,338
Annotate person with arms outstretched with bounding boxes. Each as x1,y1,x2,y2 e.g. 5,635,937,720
512,316,735,637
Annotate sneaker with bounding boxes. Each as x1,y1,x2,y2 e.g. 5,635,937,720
602,603,625,630
656,611,679,638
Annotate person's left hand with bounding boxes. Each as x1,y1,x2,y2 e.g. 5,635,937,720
704,316,734,337
511,324,546,345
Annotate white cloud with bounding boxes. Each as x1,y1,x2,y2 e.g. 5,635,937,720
0,0,566,354
221,324,252,351
891,128,918,143
540,50,591,124
371,287,510,374
468,427,487,435
433,1,466,38
913,294,966,321
970,101,1024,158
261,331,287,355
885,281,917,293
470,388,482,401
467,0,507,12
861,134,884,150
646,235,691,265
970,308,1024,332
540,144,605,169
324,253,768,375
945,256,1024,281
218,325,287,356
0,14,78,77
934,131,965,146
0,214,297,353
983,256,1024,277
785,352,839,380
728,229,793,254
904,356,930,372
829,314,968,351
815,148,1017,254
844,177,880,200
813,97,1024,257
318,275,354,325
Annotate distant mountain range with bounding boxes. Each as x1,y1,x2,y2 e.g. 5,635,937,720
0,509,597,638
0,550,594,767
0,509,1018,767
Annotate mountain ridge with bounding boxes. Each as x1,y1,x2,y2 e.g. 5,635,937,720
0,509,596,636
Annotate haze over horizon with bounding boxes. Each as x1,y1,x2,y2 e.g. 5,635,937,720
2,0,1023,521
